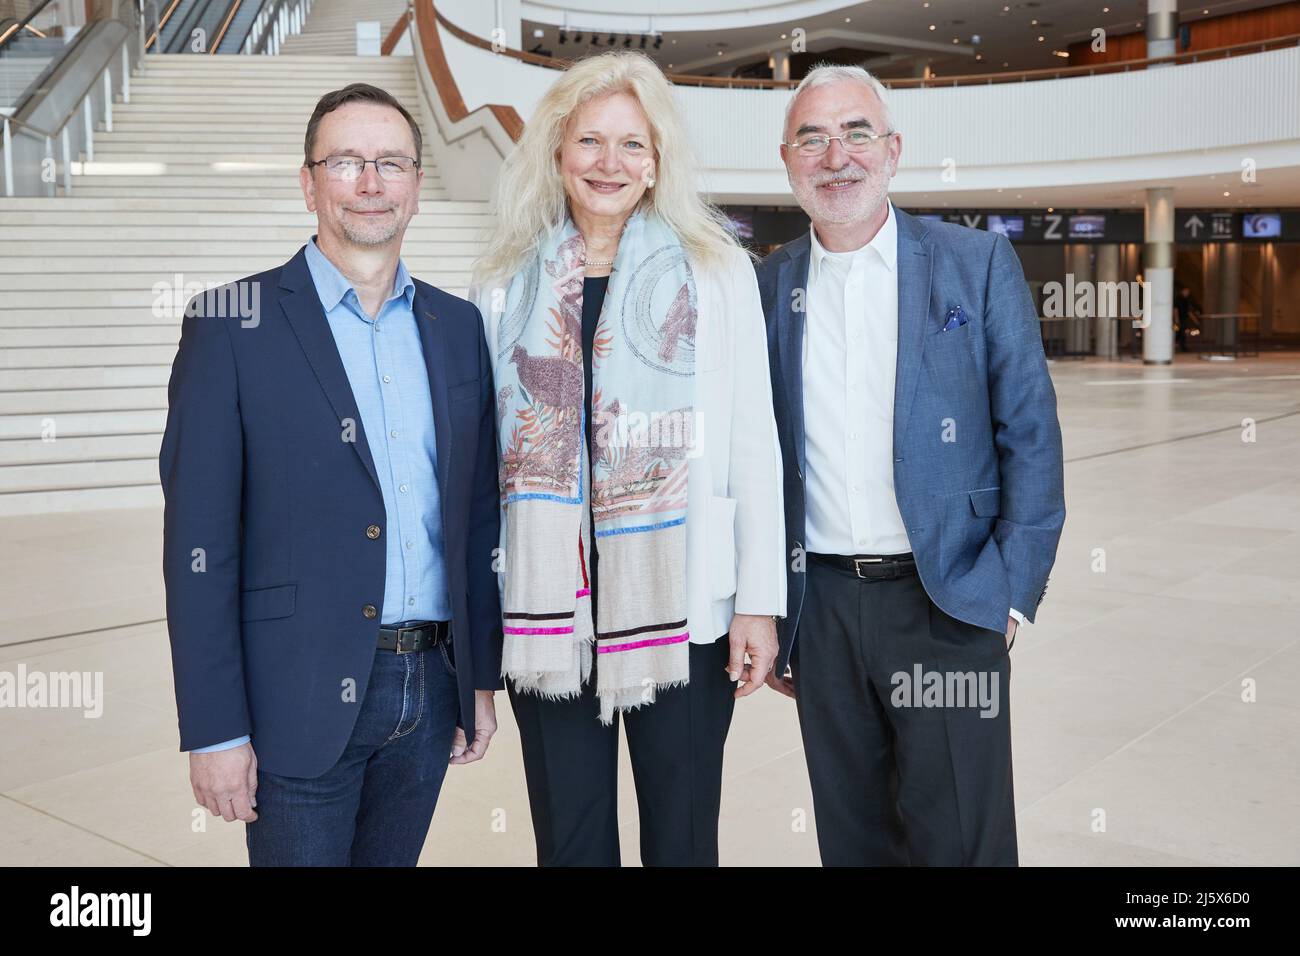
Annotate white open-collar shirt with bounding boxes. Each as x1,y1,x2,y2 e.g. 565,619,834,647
800,201,1025,627
802,200,911,557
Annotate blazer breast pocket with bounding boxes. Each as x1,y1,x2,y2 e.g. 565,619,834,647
240,583,297,622
933,318,972,339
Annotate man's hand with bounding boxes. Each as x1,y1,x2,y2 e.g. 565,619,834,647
450,690,497,764
190,742,258,823
727,614,778,699
1006,616,1018,650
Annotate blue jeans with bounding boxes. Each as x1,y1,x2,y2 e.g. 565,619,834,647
246,642,459,866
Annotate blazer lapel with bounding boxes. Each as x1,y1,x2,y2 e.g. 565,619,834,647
893,209,933,452
413,285,452,500
775,236,811,475
279,247,382,495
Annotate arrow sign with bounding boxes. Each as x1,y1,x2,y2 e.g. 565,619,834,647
1176,211,1237,242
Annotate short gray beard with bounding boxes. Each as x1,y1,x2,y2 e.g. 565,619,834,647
790,169,889,227
341,216,402,247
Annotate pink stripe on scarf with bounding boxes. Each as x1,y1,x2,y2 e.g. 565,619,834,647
576,588,591,598
597,632,690,653
504,625,574,635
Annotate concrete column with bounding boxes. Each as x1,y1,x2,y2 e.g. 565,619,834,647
1143,187,1175,364
1094,244,1120,358
770,48,791,82
1147,0,1178,59
1066,243,1093,355
1218,241,1240,347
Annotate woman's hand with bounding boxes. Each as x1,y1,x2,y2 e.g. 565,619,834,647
726,614,778,699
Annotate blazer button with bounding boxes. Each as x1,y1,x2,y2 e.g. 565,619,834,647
362,604,378,619
366,524,381,540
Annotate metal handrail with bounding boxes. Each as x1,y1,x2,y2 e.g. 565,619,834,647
143,0,182,51
0,0,57,54
247,0,310,55
1,0,157,197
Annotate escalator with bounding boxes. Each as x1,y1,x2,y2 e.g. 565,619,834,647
215,0,267,54
149,0,272,54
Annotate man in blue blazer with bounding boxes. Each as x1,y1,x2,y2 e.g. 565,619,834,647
160,84,502,865
757,66,1065,865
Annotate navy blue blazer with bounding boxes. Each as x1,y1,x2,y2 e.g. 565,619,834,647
757,207,1066,672
160,246,502,778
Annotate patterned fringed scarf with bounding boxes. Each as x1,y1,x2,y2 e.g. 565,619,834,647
490,210,698,723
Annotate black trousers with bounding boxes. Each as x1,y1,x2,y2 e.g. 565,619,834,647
508,636,736,866
793,556,1018,866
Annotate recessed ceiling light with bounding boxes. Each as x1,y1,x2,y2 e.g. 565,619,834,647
929,24,936,31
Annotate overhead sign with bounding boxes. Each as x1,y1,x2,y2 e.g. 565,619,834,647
1176,211,1237,242
935,210,1144,243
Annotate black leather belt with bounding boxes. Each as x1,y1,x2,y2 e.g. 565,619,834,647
809,552,916,580
377,620,450,654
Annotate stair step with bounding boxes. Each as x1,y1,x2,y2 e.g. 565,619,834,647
0,225,487,240
0,458,161,494
0,239,474,257
0,484,163,516
0,387,168,414
0,432,162,466
0,366,171,390
0,327,181,347
0,346,180,369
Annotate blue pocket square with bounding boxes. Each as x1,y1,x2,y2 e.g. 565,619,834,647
941,305,968,332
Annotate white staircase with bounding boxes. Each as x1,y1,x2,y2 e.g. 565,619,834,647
0,53,493,516
280,0,412,56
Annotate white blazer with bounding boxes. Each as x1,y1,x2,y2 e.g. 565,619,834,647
478,243,786,643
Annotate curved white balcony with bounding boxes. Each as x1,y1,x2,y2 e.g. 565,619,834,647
419,1,1300,208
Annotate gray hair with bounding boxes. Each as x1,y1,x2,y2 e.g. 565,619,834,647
782,64,896,141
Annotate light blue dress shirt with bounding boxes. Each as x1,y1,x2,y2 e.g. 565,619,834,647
192,238,452,754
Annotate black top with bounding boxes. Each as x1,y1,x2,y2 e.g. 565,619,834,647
582,274,610,599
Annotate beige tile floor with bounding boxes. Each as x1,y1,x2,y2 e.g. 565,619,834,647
2,352,1298,866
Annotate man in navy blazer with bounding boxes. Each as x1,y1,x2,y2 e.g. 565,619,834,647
160,84,502,865
757,66,1065,865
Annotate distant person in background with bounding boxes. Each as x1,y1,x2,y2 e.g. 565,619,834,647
1174,284,1201,353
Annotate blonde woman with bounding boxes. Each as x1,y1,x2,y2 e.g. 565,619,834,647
471,51,785,866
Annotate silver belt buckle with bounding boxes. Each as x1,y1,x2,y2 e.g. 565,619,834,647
394,624,421,654
853,557,884,579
